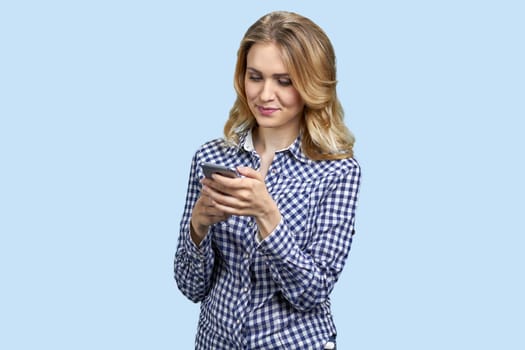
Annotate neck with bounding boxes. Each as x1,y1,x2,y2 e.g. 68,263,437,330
253,126,299,155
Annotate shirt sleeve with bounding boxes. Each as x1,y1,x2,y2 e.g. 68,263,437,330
174,152,215,303
256,162,361,311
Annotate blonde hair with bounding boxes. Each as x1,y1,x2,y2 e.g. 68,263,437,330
224,11,355,160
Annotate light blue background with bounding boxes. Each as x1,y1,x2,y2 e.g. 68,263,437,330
1,1,523,349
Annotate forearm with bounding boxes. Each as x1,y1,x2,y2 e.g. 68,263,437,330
174,225,215,303
255,200,281,239
256,218,352,311
190,220,208,246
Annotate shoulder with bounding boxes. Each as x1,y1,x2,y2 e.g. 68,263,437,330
196,138,228,152
316,157,361,185
192,138,239,164
289,156,360,182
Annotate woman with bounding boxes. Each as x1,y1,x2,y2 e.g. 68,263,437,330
174,11,361,349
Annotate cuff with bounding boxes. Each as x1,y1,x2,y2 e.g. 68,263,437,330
184,226,212,264
256,218,294,260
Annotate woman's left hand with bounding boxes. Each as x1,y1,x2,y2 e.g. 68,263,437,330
200,166,281,238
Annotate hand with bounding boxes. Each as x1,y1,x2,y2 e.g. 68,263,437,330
200,167,281,238
190,191,230,246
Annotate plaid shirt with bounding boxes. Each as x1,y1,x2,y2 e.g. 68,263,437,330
174,132,361,349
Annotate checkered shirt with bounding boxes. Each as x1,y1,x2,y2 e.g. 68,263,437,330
174,133,361,349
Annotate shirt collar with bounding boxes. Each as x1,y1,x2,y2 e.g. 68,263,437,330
238,130,309,164
242,131,255,152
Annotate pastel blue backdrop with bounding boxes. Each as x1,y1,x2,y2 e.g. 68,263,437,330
1,1,523,349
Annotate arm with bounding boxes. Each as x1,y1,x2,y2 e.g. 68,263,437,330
199,162,361,311
173,153,215,303
257,164,361,311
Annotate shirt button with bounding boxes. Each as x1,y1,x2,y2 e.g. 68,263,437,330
248,221,254,227
243,287,249,293
271,168,277,174
237,319,241,324
244,253,249,259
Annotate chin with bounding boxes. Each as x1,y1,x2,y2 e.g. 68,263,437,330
254,118,279,129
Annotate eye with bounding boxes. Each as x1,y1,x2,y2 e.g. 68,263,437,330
277,78,292,86
248,74,262,82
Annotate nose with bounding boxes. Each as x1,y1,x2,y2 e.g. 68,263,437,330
259,80,275,101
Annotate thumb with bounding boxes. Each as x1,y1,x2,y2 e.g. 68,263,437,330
236,166,263,180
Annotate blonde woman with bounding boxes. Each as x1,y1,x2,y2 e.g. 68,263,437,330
175,11,361,349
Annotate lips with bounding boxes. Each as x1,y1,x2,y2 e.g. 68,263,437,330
257,106,279,116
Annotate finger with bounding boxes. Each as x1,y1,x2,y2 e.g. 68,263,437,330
211,191,247,210
202,185,237,207
201,184,223,200
203,177,239,196
198,203,230,220
200,214,229,227
210,200,245,217
236,166,264,181
197,190,217,207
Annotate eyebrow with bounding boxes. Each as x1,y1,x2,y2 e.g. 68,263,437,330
246,67,290,78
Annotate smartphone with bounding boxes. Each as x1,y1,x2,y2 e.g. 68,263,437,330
201,162,239,179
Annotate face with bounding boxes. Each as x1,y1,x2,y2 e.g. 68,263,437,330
244,42,305,134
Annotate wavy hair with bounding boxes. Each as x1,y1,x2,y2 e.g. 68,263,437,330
224,11,355,160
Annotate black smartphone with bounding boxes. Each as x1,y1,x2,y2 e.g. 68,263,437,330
201,162,239,179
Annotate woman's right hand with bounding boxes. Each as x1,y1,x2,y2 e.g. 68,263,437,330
190,185,230,245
